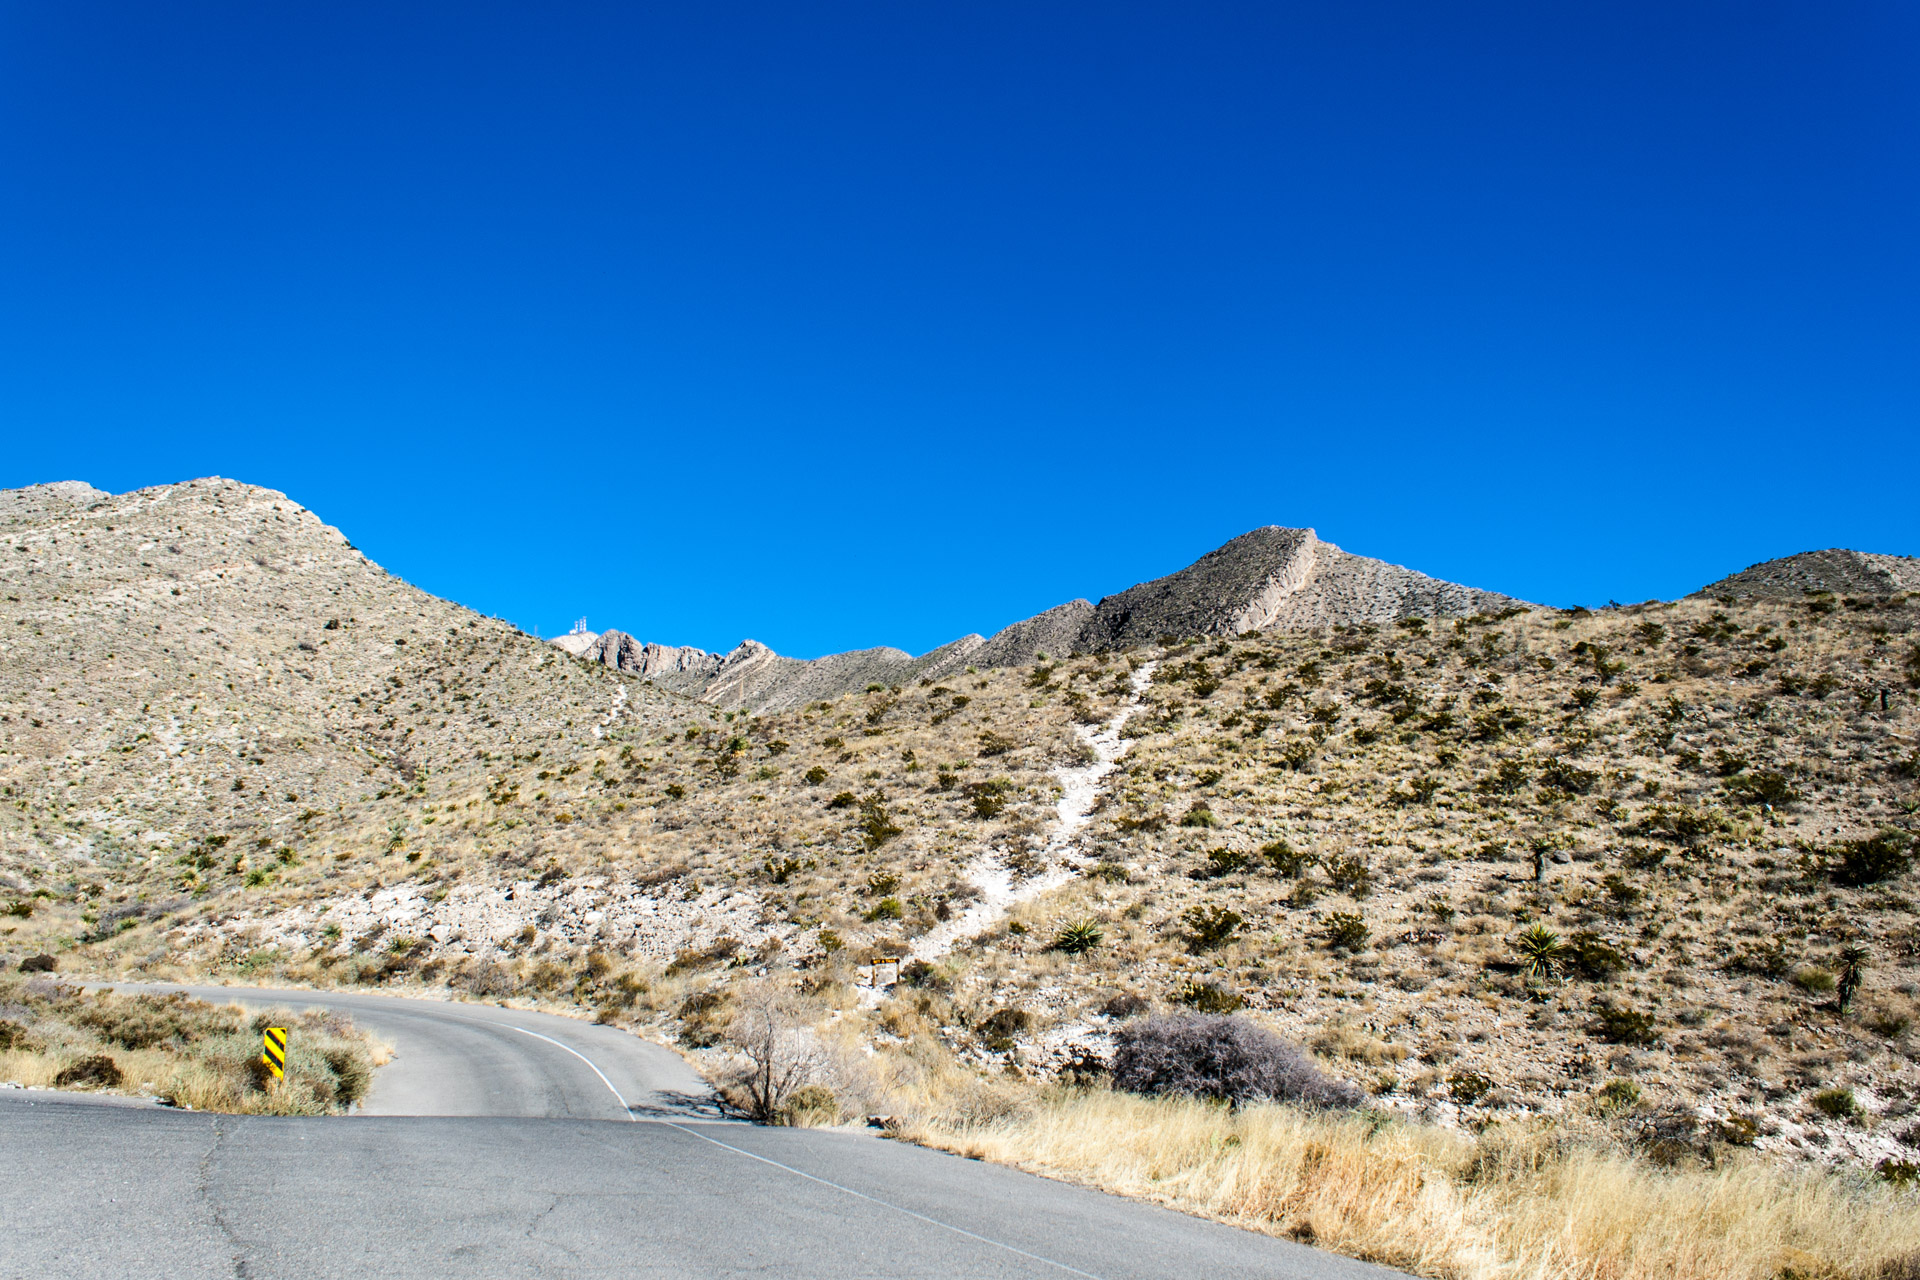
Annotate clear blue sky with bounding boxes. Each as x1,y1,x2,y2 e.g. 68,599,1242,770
4,3,1916,657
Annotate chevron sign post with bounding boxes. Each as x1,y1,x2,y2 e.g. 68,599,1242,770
261,1027,287,1080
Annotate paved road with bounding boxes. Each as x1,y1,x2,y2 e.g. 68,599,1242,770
4,985,1402,1280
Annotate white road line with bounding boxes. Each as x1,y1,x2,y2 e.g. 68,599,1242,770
657,1122,1111,1280
508,1026,634,1119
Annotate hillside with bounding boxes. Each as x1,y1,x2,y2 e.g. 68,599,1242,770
1699,549,1920,601
561,526,1528,712
3,479,1918,1182
0,476,689,950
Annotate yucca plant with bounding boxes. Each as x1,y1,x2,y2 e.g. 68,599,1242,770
1514,923,1567,980
1051,920,1105,955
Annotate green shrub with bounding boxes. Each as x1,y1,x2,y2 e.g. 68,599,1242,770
1591,1003,1660,1046
1565,932,1627,982
1513,924,1567,979
1181,905,1244,952
1175,982,1243,1014
1263,840,1312,878
966,778,1014,819
978,1007,1030,1052
1050,920,1105,955
1324,911,1369,952
1810,1087,1860,1121
1448,1070,1494,1104
1791,967,1836,995
1828,830,1912,887
803,765,829,785
1595,1078,1641,1113
1179,804,1217,829
1324,856,1371,897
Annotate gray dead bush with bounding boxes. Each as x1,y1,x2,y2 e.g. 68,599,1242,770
1111,1013,1361,1108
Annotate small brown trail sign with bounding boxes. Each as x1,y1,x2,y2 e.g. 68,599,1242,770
262,1027,287,1080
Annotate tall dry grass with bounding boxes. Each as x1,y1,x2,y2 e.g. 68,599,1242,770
904,1089,1920,1280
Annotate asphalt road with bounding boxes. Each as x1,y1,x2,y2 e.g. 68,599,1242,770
3,984,1403,1280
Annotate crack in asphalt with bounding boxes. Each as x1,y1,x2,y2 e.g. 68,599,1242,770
195,1115,250,1279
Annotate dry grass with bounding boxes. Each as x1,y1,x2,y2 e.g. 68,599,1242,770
906,1088,1920,1280
0,976,385,1114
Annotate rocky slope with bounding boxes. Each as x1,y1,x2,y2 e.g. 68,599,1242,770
565,526,1528,712
1699,549,1920,601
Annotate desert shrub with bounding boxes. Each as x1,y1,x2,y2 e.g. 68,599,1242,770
1324,912,1369,952
780,1083,840,1126
18,954,56,973
1181,905,1244,952
1263,840,1313,877
1050,920,1104,955
1448,1070,1494,1105
1476,758,1530,795
74,990,241,1050
899,959,949,992
1111,1013,1360,1108
1195,846,1248,878
1176,981,1244,1014
454,960,516,997
966,778,1014,819
1513,924,1566,979
803,765,828,785
1566,932,1628,982
1811,1088,1860,1121
53,1054,123,1088
1792,967,1837,995
1180,803,1217,829
1101,992,1150,1019
1278,739,1315,770
1323,856,1371,897
978,1007,1030,1052
1725,770,1802,807
1539,759,1600,795
856,792,902,850
1829,830,1913,887
825,791,856,810
1591,1003,1660,1046
1595,1078,1641,1113
977,731,1017,758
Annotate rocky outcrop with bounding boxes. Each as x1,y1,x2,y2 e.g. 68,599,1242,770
1697,549,1920,600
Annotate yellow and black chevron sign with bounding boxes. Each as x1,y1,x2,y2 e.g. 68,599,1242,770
261,1027,287,1080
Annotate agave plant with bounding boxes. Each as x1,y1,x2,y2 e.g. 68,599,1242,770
1051,919,1105,955
1514,923,1567,980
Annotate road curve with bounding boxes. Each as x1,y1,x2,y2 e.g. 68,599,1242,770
93,982,724,1119
6,985,1407,1280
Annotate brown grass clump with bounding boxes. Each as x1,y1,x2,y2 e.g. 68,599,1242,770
906,1088,1920,1280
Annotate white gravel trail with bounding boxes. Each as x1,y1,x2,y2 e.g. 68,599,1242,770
908,661,1157,964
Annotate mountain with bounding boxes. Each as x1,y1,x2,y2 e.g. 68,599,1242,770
0,475,684,896
561,526,1530,711
1697,548,1920,600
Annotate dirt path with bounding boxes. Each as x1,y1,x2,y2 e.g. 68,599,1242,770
908,661,1157,964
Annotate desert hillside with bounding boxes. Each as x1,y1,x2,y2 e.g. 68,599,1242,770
3,480,1917,1181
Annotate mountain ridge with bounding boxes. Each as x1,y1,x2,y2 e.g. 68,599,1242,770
565,525,1532,711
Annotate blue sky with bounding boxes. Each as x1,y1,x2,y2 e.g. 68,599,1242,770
3,3,1916,657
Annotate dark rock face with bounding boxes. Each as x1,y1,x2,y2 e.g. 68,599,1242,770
1697,549,1920,600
